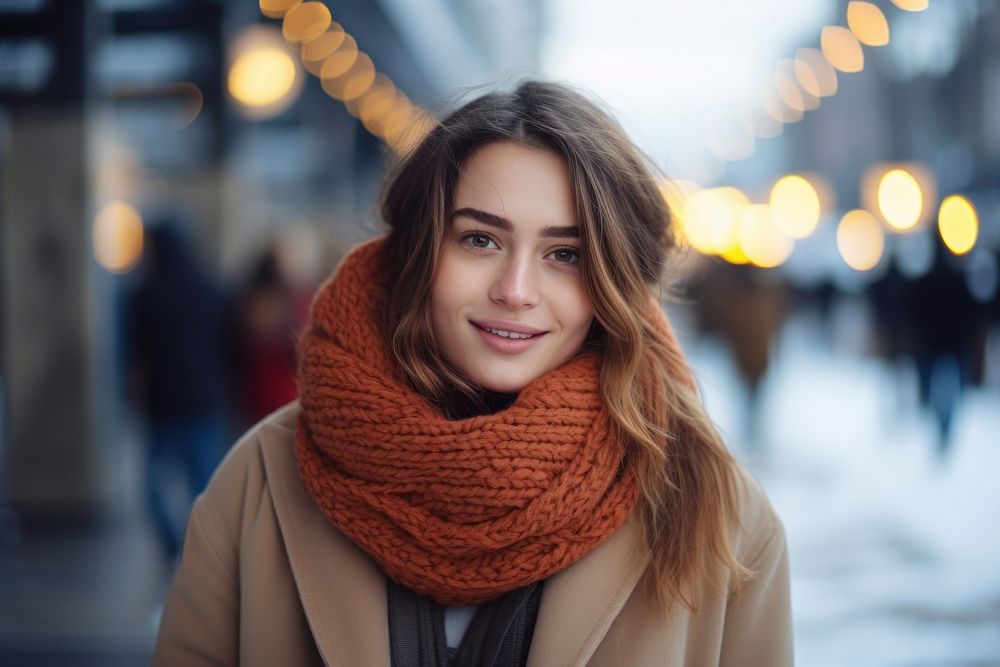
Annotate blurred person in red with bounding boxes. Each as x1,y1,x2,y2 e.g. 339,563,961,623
232,231,318,426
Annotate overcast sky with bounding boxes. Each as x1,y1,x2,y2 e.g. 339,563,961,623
541,0,835,183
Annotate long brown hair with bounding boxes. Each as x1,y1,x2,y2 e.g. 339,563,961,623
379,80,748,611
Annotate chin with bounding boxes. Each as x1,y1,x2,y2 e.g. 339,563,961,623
470,368,538,395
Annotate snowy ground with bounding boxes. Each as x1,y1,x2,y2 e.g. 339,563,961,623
681,306,1000,667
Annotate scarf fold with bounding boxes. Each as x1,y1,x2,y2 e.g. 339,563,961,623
387,577,542,667
295,238,640,605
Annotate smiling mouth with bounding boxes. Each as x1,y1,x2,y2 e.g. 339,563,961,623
480,326,536,339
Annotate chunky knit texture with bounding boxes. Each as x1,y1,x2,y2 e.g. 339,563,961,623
295,238,639,605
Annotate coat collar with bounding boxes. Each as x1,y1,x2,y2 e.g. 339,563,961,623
258,404,648,667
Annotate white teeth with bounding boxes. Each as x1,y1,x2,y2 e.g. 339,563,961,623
485,327,533,339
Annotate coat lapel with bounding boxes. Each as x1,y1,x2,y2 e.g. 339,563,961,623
527,518,649,667
259,410,390,667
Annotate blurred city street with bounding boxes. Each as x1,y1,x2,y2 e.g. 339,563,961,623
687,309,1000,667
2,0,999,665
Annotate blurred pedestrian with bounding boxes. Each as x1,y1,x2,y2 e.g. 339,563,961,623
691,261,790,448
906,244,979,457
232,246,302,428
126,219,229,561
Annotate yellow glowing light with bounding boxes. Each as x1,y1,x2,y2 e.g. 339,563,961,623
340,67,376,101
891,0,928,11
682,187,751,256
259,0,301,19
848,2,890,46
738,205,794,269
774,70,806,112
321,52,375,101
228,47,297,109
721,244,750,265
821,26,865,73
938,195,978,255
347,74,394,117
93,201,144,274
775,60,819,111
359,86,402,133
381,102,417,144
878,168,923,231
281,2,332,44
762,88,803,124
837,209,884,271
770,175,822,239
319,34,359,80
795,48,838,97
386,109,437,154
301,26,346,75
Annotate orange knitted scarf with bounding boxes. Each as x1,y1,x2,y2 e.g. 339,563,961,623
295,238,639,605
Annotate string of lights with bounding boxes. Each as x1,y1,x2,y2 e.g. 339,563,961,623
676,0,980,273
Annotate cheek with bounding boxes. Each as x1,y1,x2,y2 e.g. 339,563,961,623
429,254,468,340
557,283,595,342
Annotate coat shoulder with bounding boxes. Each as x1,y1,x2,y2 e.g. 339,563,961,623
207,403,298,491
729,463,784,567
195,402,300,538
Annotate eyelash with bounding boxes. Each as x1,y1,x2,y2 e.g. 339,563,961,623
457,232,580,266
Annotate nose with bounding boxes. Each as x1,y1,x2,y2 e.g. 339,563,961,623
489,253,539,309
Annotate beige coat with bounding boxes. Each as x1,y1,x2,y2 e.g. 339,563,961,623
154,403,793,666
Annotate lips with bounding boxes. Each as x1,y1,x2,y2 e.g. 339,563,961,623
471,320,547,354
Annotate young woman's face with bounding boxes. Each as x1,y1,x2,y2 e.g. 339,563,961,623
430,142,594,394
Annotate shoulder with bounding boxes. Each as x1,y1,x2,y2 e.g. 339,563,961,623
195,402,300,535
728,463,785,569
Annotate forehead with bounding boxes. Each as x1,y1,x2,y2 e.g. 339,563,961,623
454,142,576,225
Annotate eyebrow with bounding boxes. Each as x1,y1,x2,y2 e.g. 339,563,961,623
451,207,579,239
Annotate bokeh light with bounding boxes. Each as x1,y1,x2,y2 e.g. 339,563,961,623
836,209,884,271
795,48,838,97
762,88,803,124
93,201,144,274
770,175,822,239
738,204,794,268
301,25,346,75
322,52,376,101
358,85,402,133
281,2,332,44
681,187,751,257
890,0,929,11
821,26,865,73
386,109,438,155
346,73,394,117
229,48,297,111
259,0,301,19
772,69,816,111
878,168,923,231
319,34,359,80
777,60,819,111
228,26,302,119
937,195,978,255
847,1,890,47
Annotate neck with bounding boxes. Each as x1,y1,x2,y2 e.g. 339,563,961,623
444,387,517,420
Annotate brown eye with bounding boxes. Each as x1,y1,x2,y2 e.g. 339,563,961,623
461,232,498,251
548,248,580,265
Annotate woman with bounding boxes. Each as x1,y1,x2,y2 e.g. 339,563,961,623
154,81,793,666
